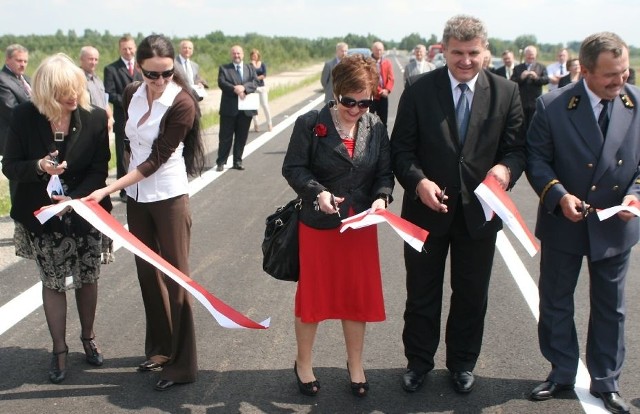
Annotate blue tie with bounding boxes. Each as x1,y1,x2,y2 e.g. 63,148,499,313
598,99,610,137
456,83,470,144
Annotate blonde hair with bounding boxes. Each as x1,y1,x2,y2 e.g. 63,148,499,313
31,53,91,123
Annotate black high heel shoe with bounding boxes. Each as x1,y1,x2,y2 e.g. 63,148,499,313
294,361,320,396
49,346,68,384
81,336,103,366
347,362,369,397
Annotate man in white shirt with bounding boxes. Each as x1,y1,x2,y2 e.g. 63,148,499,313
546,48,569,91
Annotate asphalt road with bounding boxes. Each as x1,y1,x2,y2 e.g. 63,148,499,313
0,56,639,414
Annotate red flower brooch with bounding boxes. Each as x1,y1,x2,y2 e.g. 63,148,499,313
314,123,327,137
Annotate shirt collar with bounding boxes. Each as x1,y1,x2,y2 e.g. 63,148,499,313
447,70,480,94
133,81,182,107
121,57,134,67
583,79,611,111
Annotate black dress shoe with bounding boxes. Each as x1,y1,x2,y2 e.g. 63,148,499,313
216,164,224,172
154,379,175,391
530,380,574,401
402,369,426,392
233,163,245,170
294,361,320,396
80,336,103,366
590,391,630,414
451,371,475,393
137,360,164,372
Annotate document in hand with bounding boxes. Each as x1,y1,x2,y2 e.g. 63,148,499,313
474,175,540,256
238,93,259,110
340,209,428,252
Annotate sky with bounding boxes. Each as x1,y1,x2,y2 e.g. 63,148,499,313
1,0,638,47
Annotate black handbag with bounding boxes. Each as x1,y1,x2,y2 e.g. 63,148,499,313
262,198,302,281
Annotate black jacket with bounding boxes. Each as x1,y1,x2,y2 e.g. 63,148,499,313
2,102,112,234
282,105,394,229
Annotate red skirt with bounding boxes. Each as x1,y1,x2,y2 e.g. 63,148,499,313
295,221,385,323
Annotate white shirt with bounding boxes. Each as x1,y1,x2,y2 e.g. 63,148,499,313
583,80,611,121
547,61,567,91
124,81,188,202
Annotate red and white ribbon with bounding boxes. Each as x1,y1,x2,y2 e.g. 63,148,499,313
340,209,429,252
474,175,540,257
34,199,270,330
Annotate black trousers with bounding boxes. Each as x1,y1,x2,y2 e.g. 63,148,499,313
217,113,252,166
370,96,389,126
402,204,497,374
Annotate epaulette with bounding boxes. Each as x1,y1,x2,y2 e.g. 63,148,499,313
567,96,580,110
621,94,634,108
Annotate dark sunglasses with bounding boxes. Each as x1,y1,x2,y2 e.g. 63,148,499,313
141,68,175,80
338,95,373,109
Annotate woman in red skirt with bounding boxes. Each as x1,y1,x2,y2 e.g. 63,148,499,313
282,54,394,397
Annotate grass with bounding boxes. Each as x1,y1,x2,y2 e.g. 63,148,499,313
0,73,320,217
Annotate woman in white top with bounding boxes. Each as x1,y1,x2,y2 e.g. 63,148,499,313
85,34,204,392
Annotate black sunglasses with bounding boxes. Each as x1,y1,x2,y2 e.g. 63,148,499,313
338,95,373,109
141,68,175,80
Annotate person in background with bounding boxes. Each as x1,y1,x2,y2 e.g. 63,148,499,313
174,39,208,101
512,45,549,131
404,44,435,84
84,34,205,392
493,50,515,80
0,44,31,155
282,54,394,398
627,67,636,85
215,45,258,172
104,34,143,202
526,31,638,414
2,53,112,384
321,42,348,104
391,14,525,395
557,58,581,88
370,41,394,127
250,48,272,132
79,46,113,132
546,48,569,91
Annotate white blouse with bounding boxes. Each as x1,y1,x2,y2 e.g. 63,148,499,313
124,81,188,203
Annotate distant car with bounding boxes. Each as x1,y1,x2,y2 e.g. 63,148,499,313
491,57,504,69
347,48,372,59
432,53,446,68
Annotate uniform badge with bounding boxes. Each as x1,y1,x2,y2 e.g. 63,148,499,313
621,94,634,108
567,95,580,110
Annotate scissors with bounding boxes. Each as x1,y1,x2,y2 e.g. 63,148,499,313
330,193,341,218
438,187,447,204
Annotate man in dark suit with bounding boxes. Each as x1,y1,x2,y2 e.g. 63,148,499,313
104,34,142,201
512,45,549,131
526,32,638,414
320,42,348,104
391,14,525,395
216,45,257,172
493,50,515,80
0,44,31,155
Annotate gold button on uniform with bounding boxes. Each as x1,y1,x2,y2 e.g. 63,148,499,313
587,163,594,168
618,160,623,166
612,185,619,191
591,185,597,191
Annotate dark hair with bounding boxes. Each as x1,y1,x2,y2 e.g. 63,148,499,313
137,35,205,176
331,54,378,98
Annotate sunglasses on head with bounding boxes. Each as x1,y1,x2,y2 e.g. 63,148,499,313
338,95,374,109
141,68,175,80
